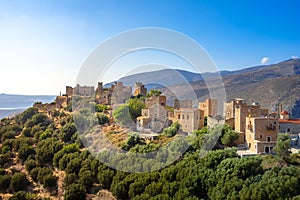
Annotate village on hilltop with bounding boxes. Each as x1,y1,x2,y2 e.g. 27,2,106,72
35,81,300,155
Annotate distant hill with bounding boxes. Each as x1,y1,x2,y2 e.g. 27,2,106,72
105,69,232,89
110,58,300,118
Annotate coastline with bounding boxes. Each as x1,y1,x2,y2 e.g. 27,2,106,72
0,108,26,120
0,94,56,120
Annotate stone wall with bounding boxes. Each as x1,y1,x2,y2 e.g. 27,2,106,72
134,82,147,97
73,84,95,96
173,108,204,133
199,98,218,117
174,99,192,109
66,86,73,97
55,96,67,109
145,96,166,108
111,82,132,104
279,122,300,134
245,117,278,154
207,115,225,130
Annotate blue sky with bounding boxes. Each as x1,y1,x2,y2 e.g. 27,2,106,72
0,0,299,94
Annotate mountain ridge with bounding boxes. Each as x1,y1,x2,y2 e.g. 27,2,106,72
112,58,300,118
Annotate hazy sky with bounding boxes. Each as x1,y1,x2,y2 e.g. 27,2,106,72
0,0,299,95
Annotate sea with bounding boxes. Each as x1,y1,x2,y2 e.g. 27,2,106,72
0,94,56,119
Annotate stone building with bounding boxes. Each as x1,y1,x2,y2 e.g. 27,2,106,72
73,84,95,96
96,90,112,105
234,102,262,134
224,98,246,120
55,96,67,110
245,116,278,154
66,86,73,97
95,82,111,105
137,95,169,132
111,82,132,104
224,98,269,144
199,98,218,117
207,115,225,129
170,108,204,133
145,95,167,108
278,111,300,147
174,99,193,109
134,82,147,97
96,82,103,94
279,111,300,134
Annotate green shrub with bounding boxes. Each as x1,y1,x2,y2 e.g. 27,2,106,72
64,184,86,200
163,121,180,137
10,172,29,192
25,159,36,172
29,167,40,182
63,173,78,187
0,174,11,191
96,113,109,125
43,174,57,188
8,191,36,200
18,145,35,162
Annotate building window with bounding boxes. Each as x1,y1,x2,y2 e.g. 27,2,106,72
187,115,189,120
249,143,251,149
178,114,180,119
267,136,271,142
182,115,184,119
270,146,274,153
287,128,290,133
274,122,276,124
260,135,262,139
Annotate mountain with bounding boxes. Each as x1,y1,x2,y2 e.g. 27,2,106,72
163,58,300,117
111,58,300,118
105,69,233,89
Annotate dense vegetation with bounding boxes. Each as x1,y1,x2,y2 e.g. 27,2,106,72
0,104,300,200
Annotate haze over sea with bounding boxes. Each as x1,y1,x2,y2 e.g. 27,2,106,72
0,94,56,119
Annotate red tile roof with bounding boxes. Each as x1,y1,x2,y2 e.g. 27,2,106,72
280,110,289,115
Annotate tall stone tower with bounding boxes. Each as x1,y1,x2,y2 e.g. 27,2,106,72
134,82,147,97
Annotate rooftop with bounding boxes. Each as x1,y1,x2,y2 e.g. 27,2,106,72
281,110,289,115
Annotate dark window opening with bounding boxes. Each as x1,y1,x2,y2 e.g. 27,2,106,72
265,146,270,153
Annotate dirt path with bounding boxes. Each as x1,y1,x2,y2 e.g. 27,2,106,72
54,167,66,200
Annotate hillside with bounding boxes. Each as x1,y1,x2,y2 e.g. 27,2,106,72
1,98,300,199
2,102,300,199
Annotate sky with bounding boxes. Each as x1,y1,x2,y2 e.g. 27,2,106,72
0,0,299,95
